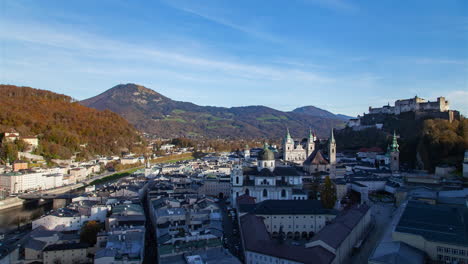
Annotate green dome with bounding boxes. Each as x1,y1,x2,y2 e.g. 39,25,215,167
258,143,275,161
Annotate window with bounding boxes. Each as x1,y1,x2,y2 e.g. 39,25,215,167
281,189,286,198
236,177,239,184
245,188,250,196
263,189,268,197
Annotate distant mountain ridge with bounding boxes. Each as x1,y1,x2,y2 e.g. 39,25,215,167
81,83,345,139
292,106,354,120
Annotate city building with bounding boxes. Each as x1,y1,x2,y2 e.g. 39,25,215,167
240,200,338,238
302,129,336,176
231,144,304,206
283,129,315,164
42,243,89,264
392,201,468,263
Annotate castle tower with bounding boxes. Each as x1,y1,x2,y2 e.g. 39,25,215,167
390,131,399,172
258,143,275,172
283,128,294,161
306,128,315,156
328,128,336,165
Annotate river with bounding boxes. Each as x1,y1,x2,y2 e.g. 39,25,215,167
0,200,53,233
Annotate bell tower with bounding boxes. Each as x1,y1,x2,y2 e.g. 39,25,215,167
390,131,399,172
328,128,336,165
283,128,294,161
306,128,315,156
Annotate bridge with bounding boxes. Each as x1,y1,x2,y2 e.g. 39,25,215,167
18,193,79,200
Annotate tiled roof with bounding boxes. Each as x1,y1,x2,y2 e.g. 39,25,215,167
304,150,329,165
309,204,370,249
43,243,89,252
240,214,335,264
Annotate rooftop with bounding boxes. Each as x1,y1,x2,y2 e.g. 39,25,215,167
395,201,468,247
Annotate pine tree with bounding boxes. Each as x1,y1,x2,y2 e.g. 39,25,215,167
320,176,337,209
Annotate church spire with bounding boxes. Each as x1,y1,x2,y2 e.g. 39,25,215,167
330,128,335,144
286,128,292,140
390,131,399,152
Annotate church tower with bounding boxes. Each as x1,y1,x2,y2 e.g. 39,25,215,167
328,128,336,165
306,128,315,156
283,128,294,161
258,143,276,172
390,131,399,172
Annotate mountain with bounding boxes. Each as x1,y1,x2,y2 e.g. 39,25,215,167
0,85,143,161
81,83,345,139
292,106,354,121
335,114,355,121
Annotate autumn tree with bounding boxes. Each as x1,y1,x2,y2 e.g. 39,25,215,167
320,176,337,209
80,221,101,246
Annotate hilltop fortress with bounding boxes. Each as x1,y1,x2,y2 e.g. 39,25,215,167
348,96,460,129
368,96,449,115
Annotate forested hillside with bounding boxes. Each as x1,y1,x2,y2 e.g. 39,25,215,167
335,116,467,172
0,85,143,162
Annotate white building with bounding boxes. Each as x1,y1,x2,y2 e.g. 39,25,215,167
0,169,66,194
231,144,303,206
283,129,315,164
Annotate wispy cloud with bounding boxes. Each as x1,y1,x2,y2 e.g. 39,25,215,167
162,0,282,43
413,58,467,65
0,18,333,85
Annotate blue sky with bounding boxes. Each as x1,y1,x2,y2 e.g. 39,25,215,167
1,0,467,116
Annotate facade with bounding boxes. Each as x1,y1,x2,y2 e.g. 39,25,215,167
13,161,28,172
198,174,230,198
243,200,337,238
283,129,315,164
0,170,65,194
42,243,89,264
231,144,303,206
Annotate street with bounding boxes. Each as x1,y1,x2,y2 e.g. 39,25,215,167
350,202,395,264
218,199,243,261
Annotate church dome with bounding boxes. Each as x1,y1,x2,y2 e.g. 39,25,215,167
258,144,275,161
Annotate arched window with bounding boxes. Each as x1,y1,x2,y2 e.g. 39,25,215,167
271,162,274,167
263,189,268,197
245,188,250,196
281,189,286,198
236,177,239,184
